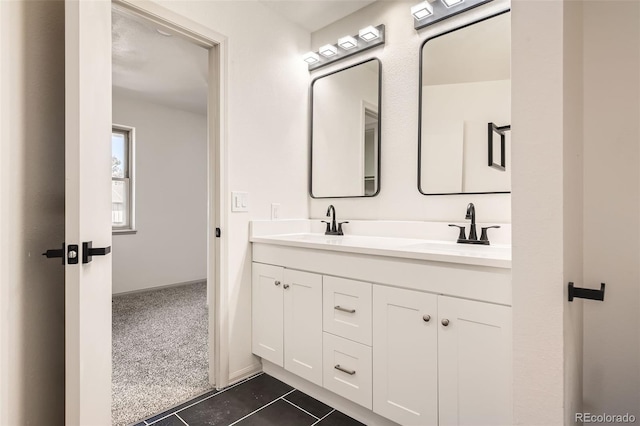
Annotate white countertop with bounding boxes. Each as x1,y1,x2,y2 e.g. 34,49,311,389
250,233,511,269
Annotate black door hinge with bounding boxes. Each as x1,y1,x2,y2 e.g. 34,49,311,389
216,228,221,238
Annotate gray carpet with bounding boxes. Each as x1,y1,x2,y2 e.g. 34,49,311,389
112,282,211,426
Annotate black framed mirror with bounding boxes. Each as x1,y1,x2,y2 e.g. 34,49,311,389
310,58,382,198
418,11,511,195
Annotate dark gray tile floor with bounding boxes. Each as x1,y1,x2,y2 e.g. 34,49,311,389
136,373,365,426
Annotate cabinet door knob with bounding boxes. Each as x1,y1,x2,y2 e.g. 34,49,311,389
423,314,431,322
275,280,281,286
441,319,450,326
283,283,290,289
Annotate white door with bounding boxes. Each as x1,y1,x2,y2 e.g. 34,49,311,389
252,263,284,366
438,296,512,426
372,285,438,426
283,269,323,386
64,0,113,423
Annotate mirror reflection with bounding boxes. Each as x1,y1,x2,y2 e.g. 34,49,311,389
311,58,381,198
419,12,511,195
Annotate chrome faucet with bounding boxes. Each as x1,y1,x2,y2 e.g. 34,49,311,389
449,202,500,245
322,205,348,236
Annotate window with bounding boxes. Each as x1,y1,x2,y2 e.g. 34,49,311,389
112,125,135,232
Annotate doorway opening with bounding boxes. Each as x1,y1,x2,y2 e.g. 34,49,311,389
109,3,226,424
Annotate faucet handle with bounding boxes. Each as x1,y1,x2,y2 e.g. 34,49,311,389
337,221,349,235
448,224,466,241
480,225,501,244
321,220,331,234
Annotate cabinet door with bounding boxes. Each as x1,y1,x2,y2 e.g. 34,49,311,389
438,296,512,426
284,269,323,386
252,263,284,366
373,285,438,426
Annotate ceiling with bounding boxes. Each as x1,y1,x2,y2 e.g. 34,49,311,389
112,9,209,114
112,1,376,113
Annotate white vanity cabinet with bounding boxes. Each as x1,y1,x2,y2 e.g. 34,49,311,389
250,236,512,426
251,263,323,386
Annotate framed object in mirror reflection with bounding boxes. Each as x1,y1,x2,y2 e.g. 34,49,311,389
310,58,381,198
488,122,511,171
418,10,511,195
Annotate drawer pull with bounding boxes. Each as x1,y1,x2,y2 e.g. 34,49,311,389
334,305,356,314
334,364,356,375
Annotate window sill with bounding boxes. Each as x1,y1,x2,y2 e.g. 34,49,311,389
113,229,137,235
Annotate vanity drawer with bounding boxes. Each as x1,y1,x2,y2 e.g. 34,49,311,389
323,332,372,409
323,276,372,345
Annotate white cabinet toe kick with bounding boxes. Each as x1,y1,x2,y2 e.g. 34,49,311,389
251,242,512,426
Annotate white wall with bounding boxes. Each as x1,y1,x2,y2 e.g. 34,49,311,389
0,1,65,424
582,1,640,419
151,0,310,381
309,0,511,223
312,63,378,197
112,88,207,294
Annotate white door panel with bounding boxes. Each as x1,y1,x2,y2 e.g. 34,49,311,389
65,0,113,423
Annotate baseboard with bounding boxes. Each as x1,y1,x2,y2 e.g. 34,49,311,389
262,361,398,426
229,363,262,385
112,278,207,296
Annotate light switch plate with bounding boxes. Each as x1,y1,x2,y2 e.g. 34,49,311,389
231,191,249,212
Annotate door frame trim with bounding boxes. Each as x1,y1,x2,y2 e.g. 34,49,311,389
113,0,230,389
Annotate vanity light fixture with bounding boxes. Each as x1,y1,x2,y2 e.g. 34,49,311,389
338,35,358,50
303,24,385,71
411,1,434,20
359,25,380,41
319,44,338,57
303,52,320,64
412,0,494,30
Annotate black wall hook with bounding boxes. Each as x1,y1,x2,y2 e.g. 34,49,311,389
568,282,605,302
